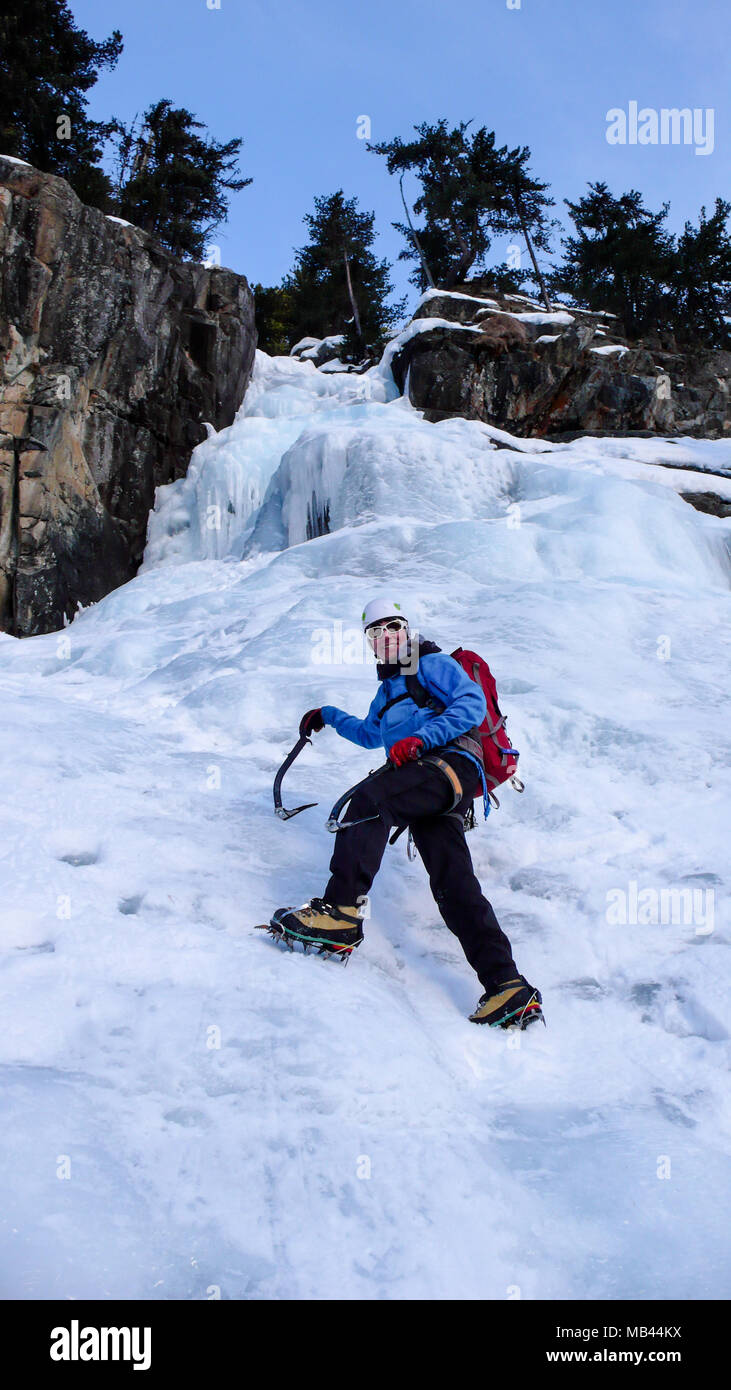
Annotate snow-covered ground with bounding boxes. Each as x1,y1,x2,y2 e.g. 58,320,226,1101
1,348,730,1300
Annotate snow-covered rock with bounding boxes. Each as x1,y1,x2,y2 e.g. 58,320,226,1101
290,334,346,367
404,281,730,439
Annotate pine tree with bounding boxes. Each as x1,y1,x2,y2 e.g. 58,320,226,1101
670,199,731,349
113,100,251,260
368,120,554,301
0,0,122,208
253,284,296,356
284,191,405,361
549,183,676,337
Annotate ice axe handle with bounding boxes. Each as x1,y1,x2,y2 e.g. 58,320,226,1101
325,762,392,831
273,733,318,821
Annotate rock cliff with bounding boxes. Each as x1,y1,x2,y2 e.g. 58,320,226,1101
392,282,730,441
0,157,256,635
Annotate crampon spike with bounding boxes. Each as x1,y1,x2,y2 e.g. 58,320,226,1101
256,922,359,964
507,997,544,1031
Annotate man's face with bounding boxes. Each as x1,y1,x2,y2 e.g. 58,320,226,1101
367,618,409,665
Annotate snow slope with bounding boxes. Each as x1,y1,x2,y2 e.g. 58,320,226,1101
1,349,730,1300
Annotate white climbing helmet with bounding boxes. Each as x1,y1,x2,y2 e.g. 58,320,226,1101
361,596,408,631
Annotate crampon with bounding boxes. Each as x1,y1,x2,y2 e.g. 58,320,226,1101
469,978,545,1029
255,921,359,964
493,995,545,1030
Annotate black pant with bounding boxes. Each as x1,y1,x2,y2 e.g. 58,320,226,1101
323,751,518,991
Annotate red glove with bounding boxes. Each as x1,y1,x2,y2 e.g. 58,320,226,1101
389,736,424,767
299,708,324,737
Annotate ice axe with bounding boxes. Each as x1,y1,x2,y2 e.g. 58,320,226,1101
325,763,391,832
273,733,318,820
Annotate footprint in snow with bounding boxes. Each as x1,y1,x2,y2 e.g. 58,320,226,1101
118,895,144,915
631,981,729,1041
508,867,578,901
563,977,606,999
163,1107,210,1128
653,1090,697,1128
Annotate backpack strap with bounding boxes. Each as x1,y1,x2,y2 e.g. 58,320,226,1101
406,675,484,765
376,691,411,721
452,731,484,762
376,645,445,719
376,670,444,720
405,672,444,714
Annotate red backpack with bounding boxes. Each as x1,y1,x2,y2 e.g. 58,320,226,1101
407,645,523,807
450,648,523,803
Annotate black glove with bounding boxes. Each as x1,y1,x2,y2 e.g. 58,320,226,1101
299,708,324,737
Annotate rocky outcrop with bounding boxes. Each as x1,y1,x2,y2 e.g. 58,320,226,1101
680,489,731,518
0,157,256,635
290,334,347,368
392,284,730,441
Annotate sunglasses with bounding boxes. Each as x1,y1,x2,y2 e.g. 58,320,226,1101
367,620,407,639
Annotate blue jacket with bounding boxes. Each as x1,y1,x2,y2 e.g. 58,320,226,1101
322,650,487,766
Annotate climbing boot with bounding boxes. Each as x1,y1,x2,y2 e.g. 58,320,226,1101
267,898,364,959
469,976,544,1029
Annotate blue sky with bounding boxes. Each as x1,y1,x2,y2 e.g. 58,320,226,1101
70,0,728,311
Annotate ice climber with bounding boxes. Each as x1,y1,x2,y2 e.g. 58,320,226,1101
270,597,543,1029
